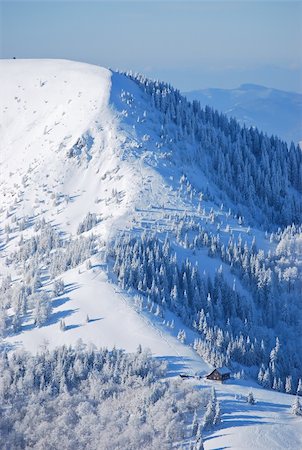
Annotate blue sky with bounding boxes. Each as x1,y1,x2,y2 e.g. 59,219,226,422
0,1,301,92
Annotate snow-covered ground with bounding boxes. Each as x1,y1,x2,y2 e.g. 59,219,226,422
4,258,209,378
0,59,301,450
202,378,302,450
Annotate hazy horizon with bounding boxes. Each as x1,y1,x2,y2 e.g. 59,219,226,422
1,1,301,93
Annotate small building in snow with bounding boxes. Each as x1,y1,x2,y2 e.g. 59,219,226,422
206,367,231,382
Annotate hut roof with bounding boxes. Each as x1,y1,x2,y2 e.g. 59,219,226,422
206,366,231,377
216,366,231,375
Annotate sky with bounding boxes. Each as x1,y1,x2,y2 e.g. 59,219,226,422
0,1,301,93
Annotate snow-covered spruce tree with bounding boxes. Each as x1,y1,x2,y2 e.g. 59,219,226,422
285,375,293,394
213,399,221,425
297,379,302,396
191,409,199,437
53,278,64,297
194,425,205,450
0,308,8,337
291,396,302,416
177,329,186,344
12,312,22,333
203,399,215,430
247,391,255,405
32,292,52,327
203,387,219,429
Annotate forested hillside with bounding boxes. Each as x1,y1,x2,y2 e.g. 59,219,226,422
0,59,301,449
128,72,302,228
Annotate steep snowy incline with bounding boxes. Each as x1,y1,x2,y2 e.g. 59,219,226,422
0,59,207,369
1,59,110,173
0,61,129,243
0,60,178,243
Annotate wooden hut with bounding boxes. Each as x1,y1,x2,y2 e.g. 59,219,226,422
206,366,231,382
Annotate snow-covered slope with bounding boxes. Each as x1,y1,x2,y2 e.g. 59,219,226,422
0,60,301,449
184,83,302,144
0,58,213,376
1,60,139,241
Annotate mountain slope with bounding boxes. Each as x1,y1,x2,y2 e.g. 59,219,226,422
0,59,301,450
184,83,302,145
0,59,137,240
0,58,211,375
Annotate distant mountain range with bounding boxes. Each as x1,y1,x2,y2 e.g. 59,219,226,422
184,84,302,145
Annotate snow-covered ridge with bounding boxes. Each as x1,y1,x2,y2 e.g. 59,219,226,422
1,59,111,169
0,59,147,240
0,59,301,450
0,58,190,351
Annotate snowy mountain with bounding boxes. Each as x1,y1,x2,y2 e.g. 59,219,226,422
0,59,301,449
184,84,302,145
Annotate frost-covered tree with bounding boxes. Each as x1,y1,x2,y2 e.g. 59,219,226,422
285,376,293,394
32,292,52,327
192,410,198,437
77,212,99,234
297,379,302,396
177,329,186,344
203,388,219,429
53,279,65,297
0,344,205,449
247,391,255,405
291,396,302,416
194,425,204,450
213,400,221,425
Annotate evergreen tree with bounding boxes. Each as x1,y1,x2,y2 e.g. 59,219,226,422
285,376,293,394
247,391,255,405
194,423,204,450
192,410,198,437
203,387,218,429
291,396,302,416
33,292,52,327
213,400,221,425
297,379,302,396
